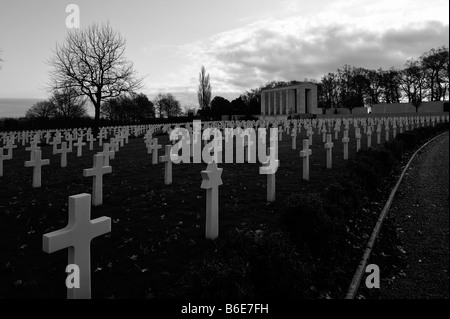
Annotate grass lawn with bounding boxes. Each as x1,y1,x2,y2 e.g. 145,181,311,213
0,125,405,298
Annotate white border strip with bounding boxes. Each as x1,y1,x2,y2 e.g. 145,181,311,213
345,130,448,299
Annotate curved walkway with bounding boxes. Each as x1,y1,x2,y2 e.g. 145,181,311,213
380,131,449,298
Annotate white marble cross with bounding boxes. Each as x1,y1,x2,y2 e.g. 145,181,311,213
86,135,96,151
0,147,12,177
97,143,115,166
385,124,390,142
159,145,173,185
342,130,350,160
307,128,313,146
97,130,107,147
110,137,119,152
149,138,162,165
376,124,382,144
73,138,86,157
25,141,41,161
291,129,297,150
334,125,340,140
55,142,72,168
65,134,75,150
50,137,61,155
260,155,279,202
325,134,334,169
322,126,327,143
5,139,18,159
83,154,112,206
367,127,372,148
44,132,51,145
278,126,283,141
299,139,312,181
43,193,111,299
25,150,50,187
201,162,223,240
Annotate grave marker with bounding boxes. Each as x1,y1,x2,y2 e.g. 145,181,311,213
159,145,173,185
73,138,86,157
291,129,297,150
25,141,41,161
83,154,112,206
342,130,349,160
97,143,115,166
201,162,223,240
43,193,111,299
260,155,279,202
376,125,382,144
299,139,312,181
55,142,72,168
24,150,50,188
0,147,12,177
355,127,361,152
86,135,96,151
325,134,334,169
149,138,162,164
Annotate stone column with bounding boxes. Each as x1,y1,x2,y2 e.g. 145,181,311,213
268,91,273,115
286,90,289,115
261,91,266,115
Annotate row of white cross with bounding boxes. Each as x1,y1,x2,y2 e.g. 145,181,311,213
1,114,447,147
1,114,448,299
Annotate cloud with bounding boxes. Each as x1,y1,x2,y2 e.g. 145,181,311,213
190,18,449,92
143,0,449,104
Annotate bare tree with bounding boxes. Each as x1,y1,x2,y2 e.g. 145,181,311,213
198,66,211,116
51,87,88,119
0,49,3,69
153,93,182,118
420,46,449,101
48,22,143,132
25,101,57,120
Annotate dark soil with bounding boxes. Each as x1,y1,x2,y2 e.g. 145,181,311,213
0,125,446,299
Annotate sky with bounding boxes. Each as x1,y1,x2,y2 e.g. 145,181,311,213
0,0,448,117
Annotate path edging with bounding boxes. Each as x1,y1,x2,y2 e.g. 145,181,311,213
345,130,448,299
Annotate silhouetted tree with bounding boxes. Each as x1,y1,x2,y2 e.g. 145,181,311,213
210,96,231,118
101,93,154,122
182,105,197,118
231,97,247,114
25,101,57,120
154,93,182,118
240,88,261,115
421,46,449,101
51,87,88,119
198,66,211,117
48,22,143,133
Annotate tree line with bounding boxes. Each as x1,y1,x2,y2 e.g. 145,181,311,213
205,46,449,116
1,21,447,130
317,46,449,112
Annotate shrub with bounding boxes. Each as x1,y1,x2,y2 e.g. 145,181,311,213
346,150,383,193
385,139,405,161
180,227,314,299
396,131,419,149
323,171,365,219
281,193,343,255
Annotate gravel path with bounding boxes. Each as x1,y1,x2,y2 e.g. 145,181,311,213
379,131,449,299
